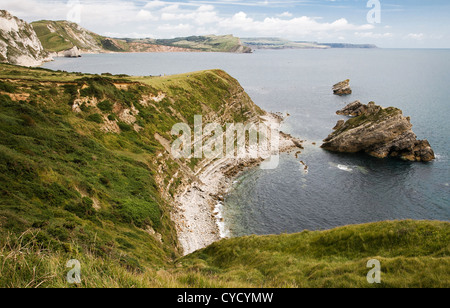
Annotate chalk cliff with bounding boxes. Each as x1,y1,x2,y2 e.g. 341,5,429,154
0,10,52,66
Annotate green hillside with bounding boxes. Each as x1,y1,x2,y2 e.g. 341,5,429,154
0,64,448,288
153,35,252,53
182,220,449,288
31,20,105,53
31,20,251,54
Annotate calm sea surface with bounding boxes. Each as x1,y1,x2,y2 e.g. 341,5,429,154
43,49,450,236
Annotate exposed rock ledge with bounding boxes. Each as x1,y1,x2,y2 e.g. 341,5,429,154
333,79,352,96
63,46,81,58
322,101,435,162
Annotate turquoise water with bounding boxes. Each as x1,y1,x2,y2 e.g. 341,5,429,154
43,49,450,236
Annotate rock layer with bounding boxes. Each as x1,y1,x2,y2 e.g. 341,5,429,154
322,101,435,162
333,79,352,96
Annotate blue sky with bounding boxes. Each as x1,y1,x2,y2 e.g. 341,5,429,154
2,0,450,47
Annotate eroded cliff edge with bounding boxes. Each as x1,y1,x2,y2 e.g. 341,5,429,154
322,101,435,162
0,10,52,66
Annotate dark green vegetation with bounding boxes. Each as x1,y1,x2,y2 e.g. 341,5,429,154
0,64,448,288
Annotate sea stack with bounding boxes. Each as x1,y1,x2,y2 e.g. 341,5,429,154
333,79,352,96
63,46,82,58
322,101,435,162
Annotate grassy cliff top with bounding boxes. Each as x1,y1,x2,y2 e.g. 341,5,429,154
0,63,260,286
180,220,449,288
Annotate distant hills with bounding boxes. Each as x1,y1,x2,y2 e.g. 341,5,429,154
241,37,377,49
31,19,252,54
0,10,252,66
0,10,377,67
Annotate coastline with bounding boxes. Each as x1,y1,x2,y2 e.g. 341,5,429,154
171,113,303,256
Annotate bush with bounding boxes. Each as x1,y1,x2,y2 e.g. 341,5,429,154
48,87,58,96
118,122,133,132
80,103,90,112
97,100,114,113
87,113,104,124
47,225,69,241
20,114,36,127
63,84,78,100
64,197,95,219
0,81,16,93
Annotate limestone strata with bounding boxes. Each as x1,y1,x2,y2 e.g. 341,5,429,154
333,79,352,96
322,101,435,162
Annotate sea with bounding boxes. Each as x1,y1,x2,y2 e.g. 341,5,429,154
43,48,450,237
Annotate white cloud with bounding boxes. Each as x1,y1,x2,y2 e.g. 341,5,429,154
144,0,167,10
160,5,218,25
355,32,393,39
136,10,158,21
406,33,424,40
0,0,380,41
277,12,293,18
218,12,374,38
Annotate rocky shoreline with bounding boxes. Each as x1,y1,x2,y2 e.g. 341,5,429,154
172,113,303,255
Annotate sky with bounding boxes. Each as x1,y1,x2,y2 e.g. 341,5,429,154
2,0,450,48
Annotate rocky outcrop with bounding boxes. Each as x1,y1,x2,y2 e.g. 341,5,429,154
0,10,52,66
333,79,352,96
336,100,369,116
322,101,435,162
63,46,81,57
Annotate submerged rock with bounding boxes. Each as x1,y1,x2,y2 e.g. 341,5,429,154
322,101,435,162
333,79,352,96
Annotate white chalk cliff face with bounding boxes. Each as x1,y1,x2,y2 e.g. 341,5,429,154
0,10,52,66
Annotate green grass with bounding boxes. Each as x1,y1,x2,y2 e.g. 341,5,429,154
0,63,448,288
154,35,250,53
0,63,260,287
31,21,77,52
0,221,448,288
180,220,450,288
0,64,250,272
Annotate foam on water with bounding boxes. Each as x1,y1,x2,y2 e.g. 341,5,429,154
337,164,353,172
214,202,231,239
